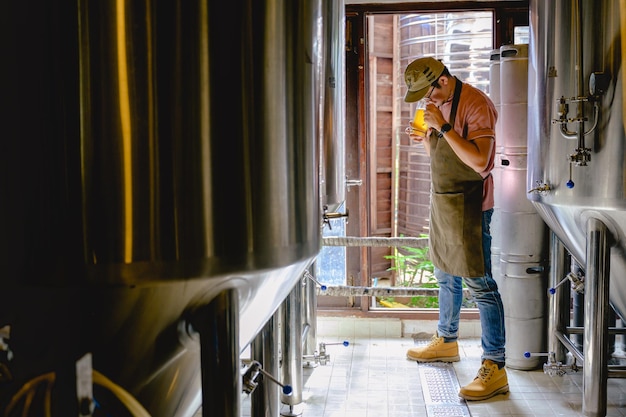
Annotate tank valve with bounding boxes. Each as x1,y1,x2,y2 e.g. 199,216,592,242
566,162,575,188
569,147,591,167
242,360,293,396
303,269,327,291
523,351,579,377
549,270,584,295
527,181,551,195
544,352,579,377
302,341,349,366
322,205,349,230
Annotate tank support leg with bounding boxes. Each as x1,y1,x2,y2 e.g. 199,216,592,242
548,231,569,363
194,289,240,417
251,312,281,417
303,266,318,368
280,281,303,416
583,217,609,417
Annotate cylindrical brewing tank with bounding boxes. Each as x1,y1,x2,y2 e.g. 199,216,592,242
499,43,548,370
528,0,626,322
490,49,503,288
0,1,324,416
321,0,346,212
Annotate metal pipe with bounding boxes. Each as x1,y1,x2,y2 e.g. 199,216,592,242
318,285,469,298
192,289,240,417
251,313,280,417
573,0,586,152
555,330,584,363
583,217,610,417
323,236,428,248
302,267,318,365
564,326,626,335
548,231,569,363
281,282,303,410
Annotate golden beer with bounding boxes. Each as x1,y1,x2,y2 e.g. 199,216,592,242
412,108,427,135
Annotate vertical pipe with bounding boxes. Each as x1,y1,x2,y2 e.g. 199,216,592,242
548,231,569,363
303,267,318,366
194,289,240,417
570,259,586,350
281,281,303,409
251,313,280,417
573,0,587,152
583,217,609,417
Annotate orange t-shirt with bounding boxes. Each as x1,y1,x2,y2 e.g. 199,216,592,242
438,82,497,211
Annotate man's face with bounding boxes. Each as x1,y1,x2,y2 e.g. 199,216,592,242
425,76,449,106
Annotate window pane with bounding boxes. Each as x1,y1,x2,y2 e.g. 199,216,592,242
399,12,494,95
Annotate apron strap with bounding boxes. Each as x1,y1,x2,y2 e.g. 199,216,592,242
449,77,463,126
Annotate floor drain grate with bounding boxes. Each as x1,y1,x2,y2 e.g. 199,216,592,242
418,363,471,417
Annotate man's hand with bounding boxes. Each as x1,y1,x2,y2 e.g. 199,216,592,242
423,102,447,132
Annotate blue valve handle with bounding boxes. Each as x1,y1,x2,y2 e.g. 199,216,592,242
254,364,293,395
324,341,350,347
524,351,549,358
548,274,572,295
303,270,327,291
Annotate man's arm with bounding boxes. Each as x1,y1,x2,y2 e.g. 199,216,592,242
437,131,493,172
406,126,433,156
423,102,494,172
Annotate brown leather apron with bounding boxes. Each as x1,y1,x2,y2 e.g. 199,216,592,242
429,78,485,278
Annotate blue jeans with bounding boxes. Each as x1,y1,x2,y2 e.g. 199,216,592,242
434,208,506,364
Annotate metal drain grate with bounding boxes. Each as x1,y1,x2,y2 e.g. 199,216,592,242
418,363,471,417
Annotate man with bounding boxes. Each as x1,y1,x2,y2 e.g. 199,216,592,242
403,56,508,401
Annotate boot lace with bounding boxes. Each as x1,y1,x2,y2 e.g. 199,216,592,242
476,364,493,382
426,334,443,347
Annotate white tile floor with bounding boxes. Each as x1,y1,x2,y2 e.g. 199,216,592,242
232,317,626,417
193,317,626,416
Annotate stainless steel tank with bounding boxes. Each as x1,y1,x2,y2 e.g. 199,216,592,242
0,1,327,416
490,48,503,292
528,0,626,320
320,0,346,212
528,2,626,414
498,44,549,370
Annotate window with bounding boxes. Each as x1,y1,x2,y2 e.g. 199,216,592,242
316,3,529,315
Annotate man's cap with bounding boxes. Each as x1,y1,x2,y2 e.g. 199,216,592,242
404,57,445,103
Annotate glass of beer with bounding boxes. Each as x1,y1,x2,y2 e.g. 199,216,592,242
410,99,428,135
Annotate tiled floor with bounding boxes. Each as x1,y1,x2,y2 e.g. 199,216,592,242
232,317,626,417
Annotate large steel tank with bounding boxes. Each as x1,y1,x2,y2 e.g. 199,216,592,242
528,0,626,320
0,1,331,416
497,44,549,370
528,2,626,413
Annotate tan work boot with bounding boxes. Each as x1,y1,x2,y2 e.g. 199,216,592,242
459,359,509,401
406,333,460,362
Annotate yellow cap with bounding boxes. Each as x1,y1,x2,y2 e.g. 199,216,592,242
404,57,445,102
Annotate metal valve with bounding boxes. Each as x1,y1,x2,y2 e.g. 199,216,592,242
302,341,349,366
527,181,551,195
523,351,579,377
303,269,327,291
549,270,584,295
242,360,293,396
569,147,591,167
322,205,349,230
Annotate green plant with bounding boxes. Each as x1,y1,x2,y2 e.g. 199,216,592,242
384,234,434,286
